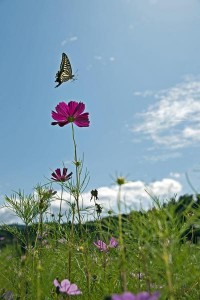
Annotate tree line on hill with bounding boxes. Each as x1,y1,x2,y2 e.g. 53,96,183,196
0,193,199,249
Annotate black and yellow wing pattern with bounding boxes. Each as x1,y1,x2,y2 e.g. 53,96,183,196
55,53,75,88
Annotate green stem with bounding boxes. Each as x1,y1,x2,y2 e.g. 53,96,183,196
163,247,174,300
25,222,29,250
58,186,64,224
34,210,43,249
71,123,81,224
68,208,75,281
117,185,127,292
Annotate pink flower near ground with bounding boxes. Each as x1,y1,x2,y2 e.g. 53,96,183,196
53,278,82,295
51,168,72,182
94,237,118,252
111,292,136,300
51,101,90,127
111,291,160,300
94,240,108,252
109,237,118,248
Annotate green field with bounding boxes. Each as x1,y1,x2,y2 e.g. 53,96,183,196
0,192,200,300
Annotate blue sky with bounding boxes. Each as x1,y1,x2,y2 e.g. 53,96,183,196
1,0,200,222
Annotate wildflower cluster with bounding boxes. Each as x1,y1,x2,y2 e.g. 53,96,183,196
54,278,82,295
94,237,118,252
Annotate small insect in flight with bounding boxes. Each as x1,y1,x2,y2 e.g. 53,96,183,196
55,53,75,88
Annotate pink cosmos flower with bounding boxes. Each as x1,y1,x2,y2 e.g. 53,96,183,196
53,278,82,295
51,168,72,182
111,291,160,300
94,240,108,252
109,237,118,248
51,101,90,127
94,237,118,252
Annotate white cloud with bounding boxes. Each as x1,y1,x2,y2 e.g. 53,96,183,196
61,41,67,46
0,207,21,224
182,127,200,139
169,172,181,179
94,56,116,63
132,78,200,149
69,36,78,42
143,152,182,162
148,178,180,196
133,90,154,97
61,36,78,46
0,178,182,224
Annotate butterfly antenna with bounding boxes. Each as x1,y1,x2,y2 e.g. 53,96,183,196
74,69,78,81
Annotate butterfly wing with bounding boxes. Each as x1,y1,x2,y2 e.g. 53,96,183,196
61,53,72,77
55,53,74,87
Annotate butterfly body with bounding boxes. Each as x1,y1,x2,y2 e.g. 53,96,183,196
55,53,75,87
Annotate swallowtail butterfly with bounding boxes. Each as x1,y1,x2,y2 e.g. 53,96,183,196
55,53,75,87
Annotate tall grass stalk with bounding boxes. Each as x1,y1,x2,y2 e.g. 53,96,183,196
116,178,127,292
71,123,82,225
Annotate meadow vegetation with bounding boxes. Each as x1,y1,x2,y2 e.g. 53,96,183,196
0,190,200,299
0,101,200,299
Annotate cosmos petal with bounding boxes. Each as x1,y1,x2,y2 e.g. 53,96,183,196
53,279,61,288
59,279,71,292
67,283,82,295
